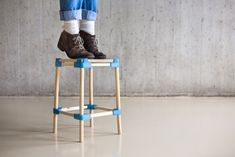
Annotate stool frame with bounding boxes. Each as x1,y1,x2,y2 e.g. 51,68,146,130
52,58,122,143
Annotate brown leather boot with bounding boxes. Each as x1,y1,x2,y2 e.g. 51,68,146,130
79,30,106,59
57,31,95,59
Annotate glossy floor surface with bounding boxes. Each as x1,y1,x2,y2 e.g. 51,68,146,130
0,97,235,157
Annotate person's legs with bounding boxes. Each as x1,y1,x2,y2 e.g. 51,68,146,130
63,20,79,34
60,0,83,21
81,0,97,21
80,20,95,35
58,0,95,59
79,0,106,59
60,0,82,34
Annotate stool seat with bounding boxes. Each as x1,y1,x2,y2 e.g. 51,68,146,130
61,58,114,62
55,58,119,67
52,57,122,143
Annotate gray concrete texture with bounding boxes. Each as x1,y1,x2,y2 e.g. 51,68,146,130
0,0,235,96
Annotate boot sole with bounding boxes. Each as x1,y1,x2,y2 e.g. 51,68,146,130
95,56,107,59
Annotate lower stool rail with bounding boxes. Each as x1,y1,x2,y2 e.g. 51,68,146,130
60,111,74,117
95,106,113,111
91,111,113,118
53,106,121,120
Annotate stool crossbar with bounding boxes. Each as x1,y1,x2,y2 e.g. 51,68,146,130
52,58,122,143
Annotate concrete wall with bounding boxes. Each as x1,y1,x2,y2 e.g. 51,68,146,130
0,0,235,96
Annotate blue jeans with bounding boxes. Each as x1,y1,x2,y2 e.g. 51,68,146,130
60,0,97,21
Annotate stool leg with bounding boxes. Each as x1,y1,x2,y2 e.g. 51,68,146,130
89,68,94,127
115,67,122,134
53,67,60,134
79,68,85,143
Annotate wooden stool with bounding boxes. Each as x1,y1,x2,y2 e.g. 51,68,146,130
52,58,122,143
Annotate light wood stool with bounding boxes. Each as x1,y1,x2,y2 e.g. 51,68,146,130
52,58,122,143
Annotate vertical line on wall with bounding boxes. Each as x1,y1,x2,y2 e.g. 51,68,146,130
16,0,20,95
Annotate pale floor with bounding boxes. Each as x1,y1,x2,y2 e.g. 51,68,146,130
0,97,235,157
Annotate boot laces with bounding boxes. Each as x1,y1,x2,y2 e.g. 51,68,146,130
73,35,85,49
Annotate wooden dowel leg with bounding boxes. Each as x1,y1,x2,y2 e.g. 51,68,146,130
115,67,122,134
89,68,94,127
53,67,60,134
79,68,85,143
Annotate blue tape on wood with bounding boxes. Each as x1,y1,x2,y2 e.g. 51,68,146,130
74,113,91,120
85,104,96,110
74,58,91,68
112,108,121,116
110,58,120,67
55,58,62,67
53,107,62,114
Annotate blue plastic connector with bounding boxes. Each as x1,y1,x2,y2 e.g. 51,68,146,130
74,113,91,120
112,108,121,116
53,107,62,115
74,58,91,68
55,58,62,67
110,58,120,68
85,104,96,110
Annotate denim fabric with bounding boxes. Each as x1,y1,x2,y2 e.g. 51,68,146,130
60,0,97,21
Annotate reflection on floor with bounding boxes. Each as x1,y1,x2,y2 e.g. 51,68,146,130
0,97,235,157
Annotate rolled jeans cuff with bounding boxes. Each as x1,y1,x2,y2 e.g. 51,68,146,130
82,9,97,21
60,10,82,21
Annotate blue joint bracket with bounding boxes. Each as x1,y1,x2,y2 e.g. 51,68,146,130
74,58,91,68
85,104,96,110
112,108,122,116
53,107,62,115
110,58,120,68
55,58,62,67
74,113,91,121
